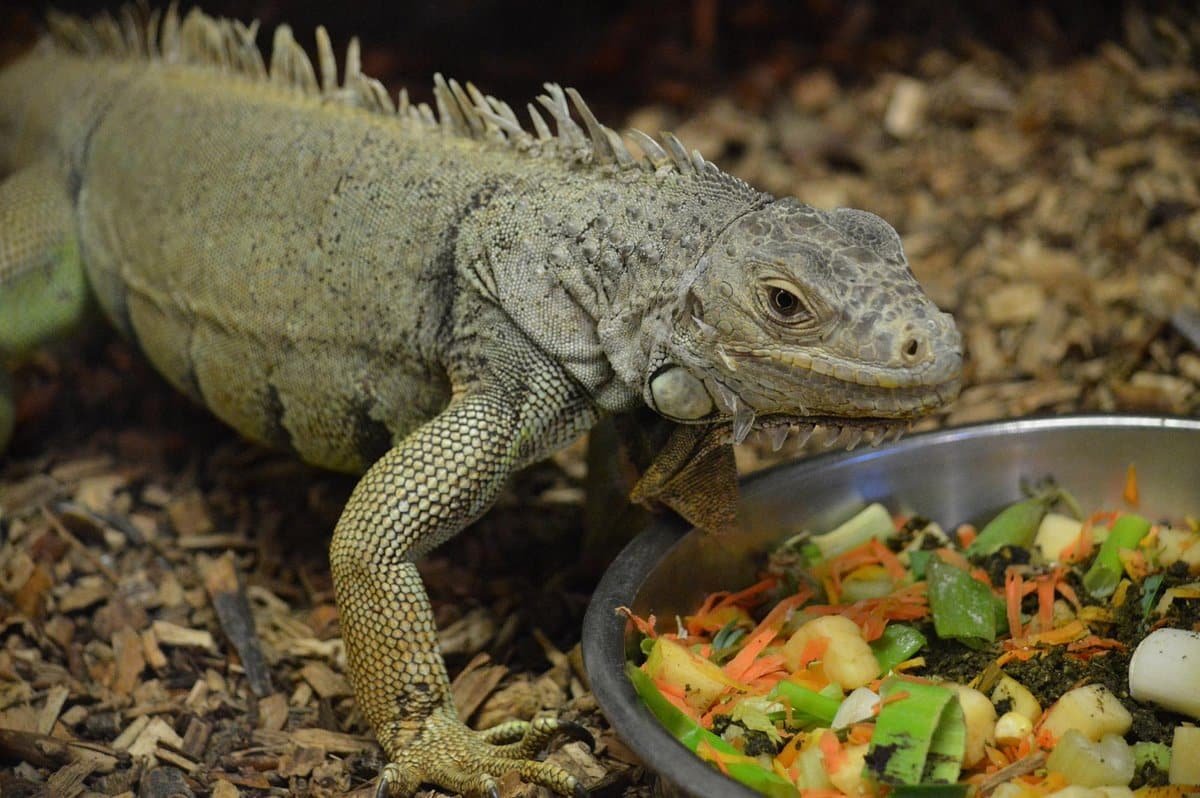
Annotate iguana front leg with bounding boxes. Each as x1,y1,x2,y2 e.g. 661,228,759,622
331,368,598,797
0,159,90,453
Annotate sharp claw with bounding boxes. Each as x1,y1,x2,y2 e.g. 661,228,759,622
374,775,391,798
556,720,596,751
573,782,590,798
487,787,501,798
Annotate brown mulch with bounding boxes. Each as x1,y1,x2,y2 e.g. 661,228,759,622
2,4,1199,798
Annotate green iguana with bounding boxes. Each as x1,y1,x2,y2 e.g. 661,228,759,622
0,7,962,796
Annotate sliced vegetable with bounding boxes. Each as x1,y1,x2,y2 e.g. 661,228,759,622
1128,628,1200,719
808,503,895,560
644,636,742,710
783,615,879,690
627,663,799,797
871,623,927,674
627,468,1200,796
944,683,996,768
965,488,1060,558
993,711,1032,745
831,686,881,730
1046,730,1135,787
890,786,969,798
769,680,840,728
988,675,1041,723
926,559,1006,648
1133,741,1171,778
1082,513,1151,597
1039,684,1132,743
867,678,966,785
1169,726,1200,787
1033,512,1084,562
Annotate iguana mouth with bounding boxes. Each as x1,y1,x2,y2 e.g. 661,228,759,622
749,415,914,452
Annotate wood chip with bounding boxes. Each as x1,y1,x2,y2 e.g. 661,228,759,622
149,620,216,652
166,490,214,537
201,553,272,696
299,661,351,699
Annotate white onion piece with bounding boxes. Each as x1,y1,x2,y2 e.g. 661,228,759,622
831,686,880,729
1128,628,1200,719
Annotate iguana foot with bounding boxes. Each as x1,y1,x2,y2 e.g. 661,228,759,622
374,708,590,797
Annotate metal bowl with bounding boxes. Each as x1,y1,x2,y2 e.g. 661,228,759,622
582,415,1200,798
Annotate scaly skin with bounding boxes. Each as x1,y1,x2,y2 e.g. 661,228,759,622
0,7,963,796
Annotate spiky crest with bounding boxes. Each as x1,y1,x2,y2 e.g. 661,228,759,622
42,4,760,199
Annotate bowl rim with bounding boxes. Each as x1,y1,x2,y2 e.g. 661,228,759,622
581,413,1200,798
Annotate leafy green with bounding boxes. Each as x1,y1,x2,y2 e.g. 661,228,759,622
927,558,1006,648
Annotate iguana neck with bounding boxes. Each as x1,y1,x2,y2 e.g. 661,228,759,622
463,164,770,413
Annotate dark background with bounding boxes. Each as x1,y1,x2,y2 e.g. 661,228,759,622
2,1,1191,119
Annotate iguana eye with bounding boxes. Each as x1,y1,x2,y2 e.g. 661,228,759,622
766,284,810,323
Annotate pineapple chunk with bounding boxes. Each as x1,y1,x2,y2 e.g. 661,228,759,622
1170,726,1200,786
1035,512,1085,562
644,637,741,710
1040,684,1132,743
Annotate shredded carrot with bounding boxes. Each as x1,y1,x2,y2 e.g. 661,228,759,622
1124,463,1139,506
872,539,908,580
1119,548,1151,581
1067,634,1127,655
737,653,788,684
1005,568,1025,640
794,635,831,669
804,582,929,641
651,676,700,719
1035,725,1057,749
617,606,658,638
1055,579,1081,610
847,723,875,745
818,729,847,773
776,732,806,768
956,524,978,548
1062,510,1119,564
722,588,811,681
717,576,779,609
1036,572,1057,633
935,546,972,571
872,689,910,714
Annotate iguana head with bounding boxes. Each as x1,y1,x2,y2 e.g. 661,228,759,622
646,198,962,448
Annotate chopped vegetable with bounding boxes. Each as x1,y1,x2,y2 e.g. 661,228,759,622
831,686,881,729
806,502,895,559
927,558,1006,648
943,683,995,768
1082,513,1151,597
1169,726,1200,787
626,468,1200,796
644,636,743,710
988,675,1041,722
1128,628,1200,719
965,488,1061,558
1133,741,1172,779
870,623,927,674
769,681,840,728
627,663,799,797
783,615,878,690
867,678,966,784
1033,512,1084,562
1046,730,1135,787
1039,684,1132,743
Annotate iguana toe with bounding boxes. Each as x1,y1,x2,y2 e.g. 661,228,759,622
376,708,587,797
478,716,594,755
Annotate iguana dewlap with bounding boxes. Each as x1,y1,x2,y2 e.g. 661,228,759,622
0,7,962,796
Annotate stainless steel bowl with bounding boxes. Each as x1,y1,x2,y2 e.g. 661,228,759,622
582,415,1200,798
